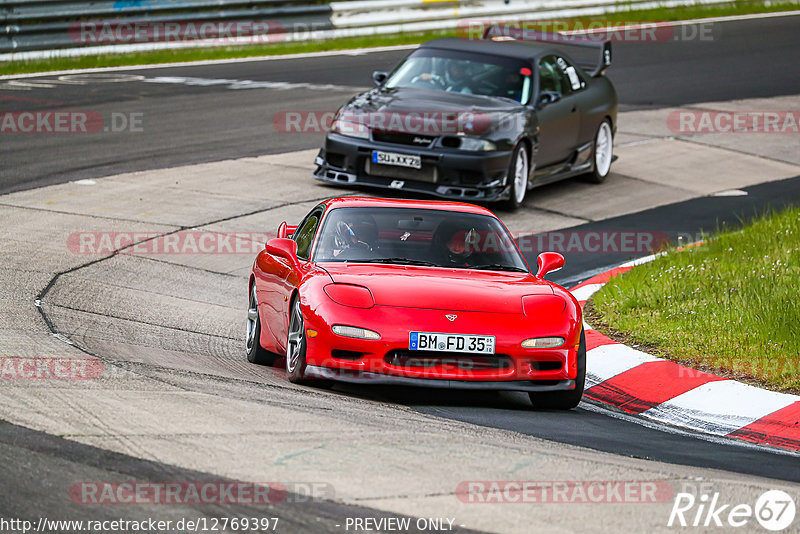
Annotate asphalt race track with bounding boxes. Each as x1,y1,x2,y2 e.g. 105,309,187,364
1,13,800,533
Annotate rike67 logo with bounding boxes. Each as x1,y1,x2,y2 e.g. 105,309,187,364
669,488,796,531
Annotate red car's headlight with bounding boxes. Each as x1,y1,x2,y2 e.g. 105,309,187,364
324,283,375,309
521,294,566,317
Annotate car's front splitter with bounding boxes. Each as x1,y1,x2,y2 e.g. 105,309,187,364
305,365,575,392
313,163,511,202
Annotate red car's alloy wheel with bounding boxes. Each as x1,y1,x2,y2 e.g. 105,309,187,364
528,328,586,410
286,298,308,382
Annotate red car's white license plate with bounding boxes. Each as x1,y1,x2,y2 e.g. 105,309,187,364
409,332,495,354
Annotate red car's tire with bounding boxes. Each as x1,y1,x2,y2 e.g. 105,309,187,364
528,328,586,410
285,296,309,383
285,296,334,388
246,284,277,365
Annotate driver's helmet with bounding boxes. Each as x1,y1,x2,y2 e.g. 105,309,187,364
447,228,479,258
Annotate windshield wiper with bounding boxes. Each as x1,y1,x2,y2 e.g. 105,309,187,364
360,257,438,266
469,264,529,273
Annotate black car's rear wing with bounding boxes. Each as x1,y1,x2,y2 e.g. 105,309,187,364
482,24,612,77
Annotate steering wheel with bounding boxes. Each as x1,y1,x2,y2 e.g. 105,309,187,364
410,73,447,89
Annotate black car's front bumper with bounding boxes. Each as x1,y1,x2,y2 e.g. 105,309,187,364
313,133,515,202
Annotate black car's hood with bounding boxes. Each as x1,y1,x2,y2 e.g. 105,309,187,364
348,87,521,113
340,87,522,136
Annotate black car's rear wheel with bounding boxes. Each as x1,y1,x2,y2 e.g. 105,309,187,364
528,328,586,410
500,143,529,210
246,284,277,365
586,120,613,184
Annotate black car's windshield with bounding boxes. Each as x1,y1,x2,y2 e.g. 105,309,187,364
314,207,529,272
384,49,532,105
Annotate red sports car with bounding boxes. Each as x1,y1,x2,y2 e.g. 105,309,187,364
247,197,585,409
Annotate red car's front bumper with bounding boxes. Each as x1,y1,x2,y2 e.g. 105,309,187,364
300,299,582,392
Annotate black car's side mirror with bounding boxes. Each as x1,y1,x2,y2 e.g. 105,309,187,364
536,91,561,108
372,71,388,86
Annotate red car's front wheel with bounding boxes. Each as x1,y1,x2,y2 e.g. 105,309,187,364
285,297,308,383
528,328,586,410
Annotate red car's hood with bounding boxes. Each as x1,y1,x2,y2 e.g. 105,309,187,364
319,263,553,313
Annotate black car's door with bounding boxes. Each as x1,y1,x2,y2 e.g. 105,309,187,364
533,55,582,168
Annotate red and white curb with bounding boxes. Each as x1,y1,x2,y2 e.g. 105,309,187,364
570,256,800,453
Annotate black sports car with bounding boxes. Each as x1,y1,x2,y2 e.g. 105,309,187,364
313,25,618,209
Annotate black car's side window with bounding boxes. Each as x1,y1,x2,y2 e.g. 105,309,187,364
293,208,324,260
555,56,585,93
538,56,564,95
539,56,586,96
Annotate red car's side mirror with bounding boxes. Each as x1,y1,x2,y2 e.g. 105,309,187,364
536,252,565,278
266,238,300,268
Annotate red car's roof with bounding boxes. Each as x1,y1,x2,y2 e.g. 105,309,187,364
319,196,497,217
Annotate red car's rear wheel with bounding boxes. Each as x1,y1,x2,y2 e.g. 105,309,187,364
246,284,276,365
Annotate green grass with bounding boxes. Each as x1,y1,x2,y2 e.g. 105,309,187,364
591,207,800,393
2,0,799,76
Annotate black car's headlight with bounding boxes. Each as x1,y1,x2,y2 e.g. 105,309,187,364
458,137,496,151
331,117,370,140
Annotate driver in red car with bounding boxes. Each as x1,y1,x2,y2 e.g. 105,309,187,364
434,220,480,266
328,215,379,259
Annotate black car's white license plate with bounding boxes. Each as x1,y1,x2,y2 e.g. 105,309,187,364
409,332,495,354
372,151,422,169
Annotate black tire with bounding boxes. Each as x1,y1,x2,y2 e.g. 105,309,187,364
528,328,586,410
499,143,530,211
585,119,613,184
285,296,309,383
284,296,334,389
246,284,277,365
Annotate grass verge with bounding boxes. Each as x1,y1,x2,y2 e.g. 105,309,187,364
2,1,799,76
590,207,800,394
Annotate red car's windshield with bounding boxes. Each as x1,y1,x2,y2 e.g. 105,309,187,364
314,207,529,272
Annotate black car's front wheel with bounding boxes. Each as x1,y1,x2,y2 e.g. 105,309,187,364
501,143,530,210
528,328,586,410
586,119,613,184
